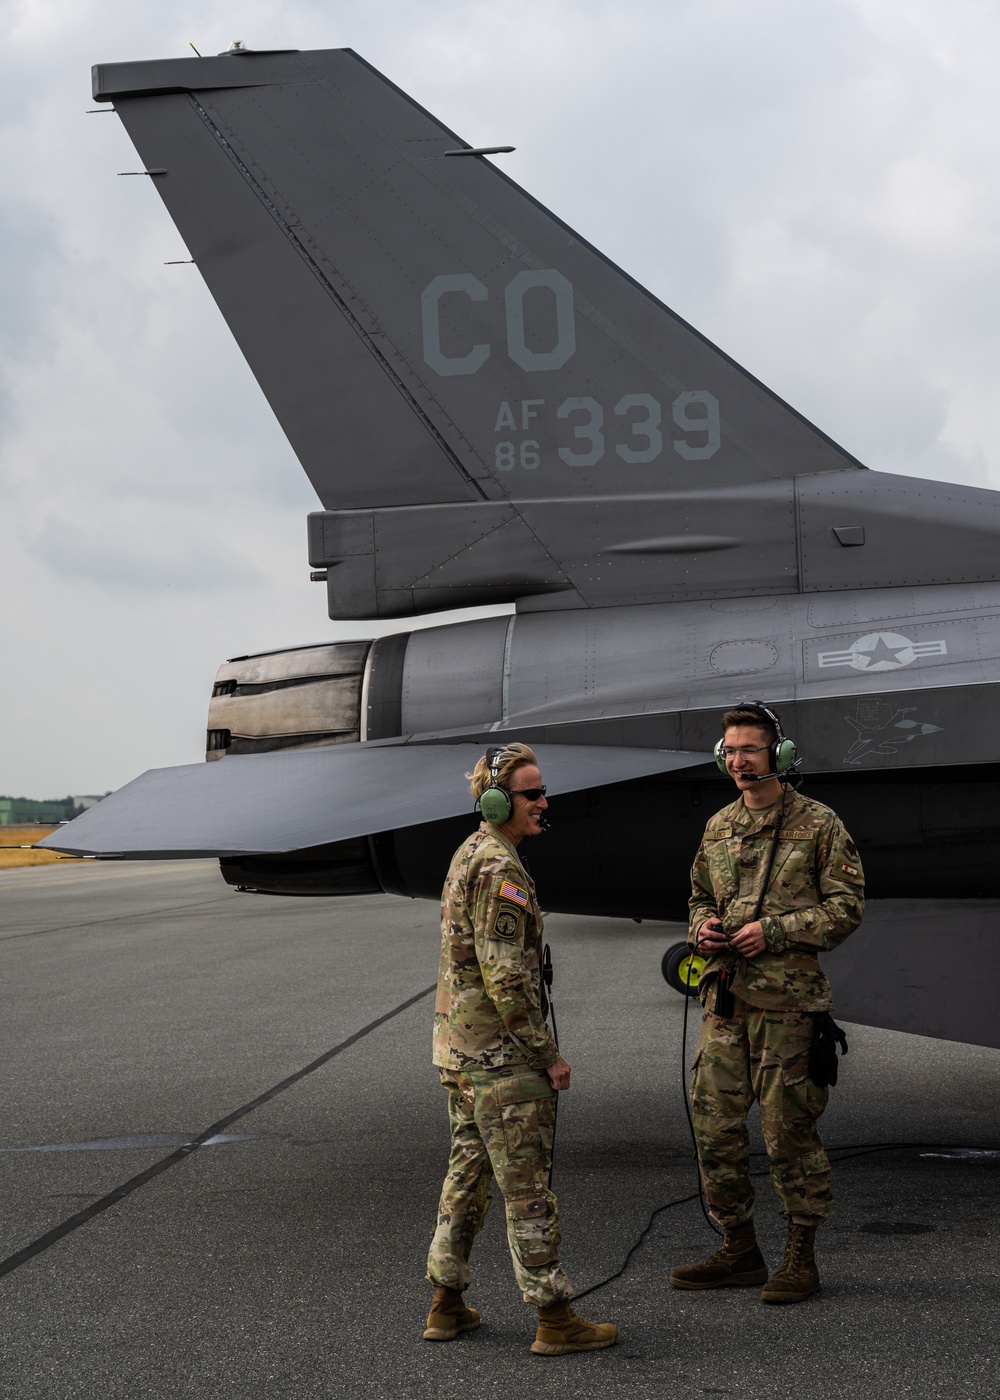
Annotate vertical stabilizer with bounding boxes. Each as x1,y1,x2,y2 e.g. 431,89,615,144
98,48,863,520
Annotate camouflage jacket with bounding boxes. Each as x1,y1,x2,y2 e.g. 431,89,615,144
433,822,558,1071
688,789,865,1011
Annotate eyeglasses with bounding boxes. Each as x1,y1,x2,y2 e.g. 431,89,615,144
511,786,547,801
722,746,770,759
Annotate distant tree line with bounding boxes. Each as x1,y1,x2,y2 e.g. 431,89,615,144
0,795,108,825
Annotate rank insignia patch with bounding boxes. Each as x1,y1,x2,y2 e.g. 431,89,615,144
492,905,521,940
499,881,528,907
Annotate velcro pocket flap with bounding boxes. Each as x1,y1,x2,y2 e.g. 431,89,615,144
495,1073,555,1106
509,1193,558,1267
510,1196,549,1221
779,1052,810,1087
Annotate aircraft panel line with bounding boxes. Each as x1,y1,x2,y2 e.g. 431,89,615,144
185,95,490,503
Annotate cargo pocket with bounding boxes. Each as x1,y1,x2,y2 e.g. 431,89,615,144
779,1052,808,1078
780,1053,826,1120
495,1072,555,1161
509,1192,559,1268
801,1147,830,1177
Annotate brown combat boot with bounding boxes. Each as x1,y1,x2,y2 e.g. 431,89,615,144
530,1299,618,1355
422,1285,481,1341
760,1222,820,1304
669,1219,769,1290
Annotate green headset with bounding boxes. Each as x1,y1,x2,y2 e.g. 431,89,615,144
478,746,516,824
714,700,800,779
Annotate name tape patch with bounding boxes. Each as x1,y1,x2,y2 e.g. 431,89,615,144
499,880,528,907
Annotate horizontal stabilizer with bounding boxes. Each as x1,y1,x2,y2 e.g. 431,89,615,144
39,743,709,858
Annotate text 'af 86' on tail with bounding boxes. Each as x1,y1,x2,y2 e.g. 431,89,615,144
95,45,865,619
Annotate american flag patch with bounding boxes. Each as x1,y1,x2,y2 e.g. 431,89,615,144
499,881,528,907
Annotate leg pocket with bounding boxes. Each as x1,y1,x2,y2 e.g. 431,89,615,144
779,1052,828,1121
508,1191,560,1268
495,1073,556,1161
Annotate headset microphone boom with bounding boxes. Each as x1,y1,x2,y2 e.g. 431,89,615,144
477,746,551,831
713,700,802,785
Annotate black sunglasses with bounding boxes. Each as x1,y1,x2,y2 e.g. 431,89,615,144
510,786,546,801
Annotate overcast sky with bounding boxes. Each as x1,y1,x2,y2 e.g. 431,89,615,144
3,0,999,798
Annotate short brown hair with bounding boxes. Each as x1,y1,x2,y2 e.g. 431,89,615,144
721,706,779,744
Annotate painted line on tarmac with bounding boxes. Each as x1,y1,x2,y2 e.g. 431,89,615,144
0,896,235,944
0,861,216,891
0,983,436,1281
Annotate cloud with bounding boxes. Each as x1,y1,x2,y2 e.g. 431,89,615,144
30,510,266,592
2,0,1000,794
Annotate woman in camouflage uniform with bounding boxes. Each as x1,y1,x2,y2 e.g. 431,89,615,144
424,742,617,1356
670,706,864,1304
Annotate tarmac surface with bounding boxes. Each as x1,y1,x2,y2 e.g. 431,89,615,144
1,859,998,1398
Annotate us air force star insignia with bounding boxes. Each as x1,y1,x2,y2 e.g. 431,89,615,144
818,631,948,672
492,905,521,940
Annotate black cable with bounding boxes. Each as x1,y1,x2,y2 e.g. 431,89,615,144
542,942,559,1190
573,1192,702,1301
571,956,720,1310
823,1141,999,1164
567,776,998,1302
680,966,723,1236
572,1138,999,1301
542,942,559,1050
581,792,999,1303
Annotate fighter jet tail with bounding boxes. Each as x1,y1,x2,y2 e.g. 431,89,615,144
99,48,863,616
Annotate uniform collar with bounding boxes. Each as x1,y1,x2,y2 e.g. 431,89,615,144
478,821,533,884
479,820,520,860
734,788,798,832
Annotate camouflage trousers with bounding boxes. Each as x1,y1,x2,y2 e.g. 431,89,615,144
692,988,832,1228
426,1064,572,1306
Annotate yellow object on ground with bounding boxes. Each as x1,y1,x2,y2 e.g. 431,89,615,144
0,826,79,868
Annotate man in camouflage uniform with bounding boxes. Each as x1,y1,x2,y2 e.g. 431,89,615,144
670,706,864,1304
424,742,617,1356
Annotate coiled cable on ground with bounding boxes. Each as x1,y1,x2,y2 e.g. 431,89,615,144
573,1138,996,1301
575,950,996,1300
